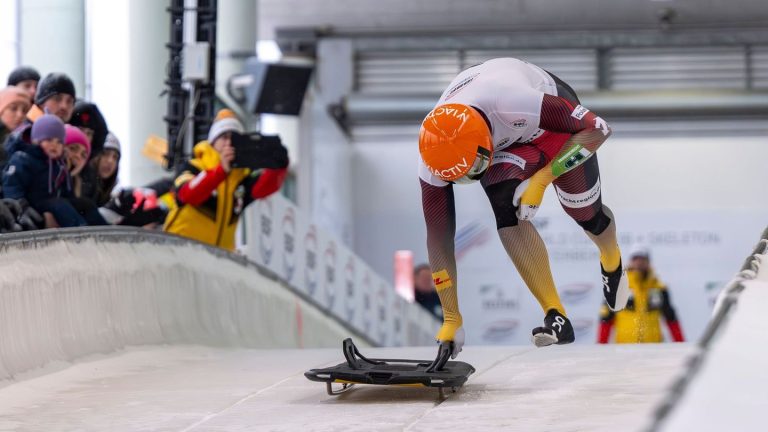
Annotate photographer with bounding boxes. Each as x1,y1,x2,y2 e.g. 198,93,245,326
164,109,288,251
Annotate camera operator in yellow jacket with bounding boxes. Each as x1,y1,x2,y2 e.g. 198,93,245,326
597,247,685,344
163,109,287,251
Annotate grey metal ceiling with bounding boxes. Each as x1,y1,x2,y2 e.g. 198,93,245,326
258,0,768,39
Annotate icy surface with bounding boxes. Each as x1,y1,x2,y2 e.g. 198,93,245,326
0,343,691,432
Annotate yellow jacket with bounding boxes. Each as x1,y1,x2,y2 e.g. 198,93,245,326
598,268,684,343
163,141,254,251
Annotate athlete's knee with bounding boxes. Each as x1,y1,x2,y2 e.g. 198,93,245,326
485,179,521,229
577,207,612,235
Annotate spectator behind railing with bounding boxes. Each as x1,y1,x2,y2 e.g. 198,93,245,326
597,247,685,344
0,87,31,166
62,124,107,226
164,109,288,251
68,101,108,159
82,131,120,207
6,66,40,103
27,73,76,123
2,73,77,173
1,114,85,228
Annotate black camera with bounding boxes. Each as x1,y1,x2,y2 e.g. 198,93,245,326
231,132,289,170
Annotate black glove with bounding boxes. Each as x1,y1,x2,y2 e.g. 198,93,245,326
104,189,136,217
119,199,168,227
1,198,23,219
0,200,22,233
18,206,45,230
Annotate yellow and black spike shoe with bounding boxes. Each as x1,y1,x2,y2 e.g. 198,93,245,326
532,309,575,347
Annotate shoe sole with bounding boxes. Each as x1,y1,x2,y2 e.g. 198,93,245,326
608,272,630,312
531,332,558,347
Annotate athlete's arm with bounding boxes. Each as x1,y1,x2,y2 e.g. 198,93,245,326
515,95,612,220
421,179,463,349
660,288,685,342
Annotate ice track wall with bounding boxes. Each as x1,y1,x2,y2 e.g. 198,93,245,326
649,226,768,431
0,228,436,382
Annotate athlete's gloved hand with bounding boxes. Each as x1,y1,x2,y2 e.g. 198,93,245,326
436,321,465,359
514,161,558,221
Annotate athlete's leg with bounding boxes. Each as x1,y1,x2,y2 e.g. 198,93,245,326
551,154,621,273
482,146,565,316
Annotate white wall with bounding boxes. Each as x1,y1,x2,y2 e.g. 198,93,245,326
88,0,168,187
351,127,768,344
0,0,19,83
20,0,85,96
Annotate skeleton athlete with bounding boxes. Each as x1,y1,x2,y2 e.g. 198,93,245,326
418,58,630,361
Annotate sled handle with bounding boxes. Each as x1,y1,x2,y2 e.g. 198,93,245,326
343,338,385,369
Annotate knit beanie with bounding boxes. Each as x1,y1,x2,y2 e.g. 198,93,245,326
35,73,76,106
69,101,108,154
0,86,30,115
31,114,66,143
64,124,91,159
7,66,40,86
103,132,121,157
207,109,244,144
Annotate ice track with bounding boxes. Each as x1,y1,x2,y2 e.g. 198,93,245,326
0,343,691,432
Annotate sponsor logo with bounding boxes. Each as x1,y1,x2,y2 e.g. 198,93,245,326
594,116,610,136
571,105,589,120
258,199,273,265
496,137,511,148
323,240,337,309
362,271,372,333
428,157,469,180
479,284,520,311
432,270,453,290
492,152,526,170
455,221,491,262
555,178,601,209
511,118,528,128
482,319,519,342
427,105,471,122
521,128,545,144
282,207,296,282
561,283,594,304
303,225,318,296
344,257,356,322
444,73,479,100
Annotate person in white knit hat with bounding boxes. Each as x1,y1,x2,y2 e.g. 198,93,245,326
164,109,288,251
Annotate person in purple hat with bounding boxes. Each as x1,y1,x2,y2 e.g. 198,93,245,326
1,114,97,227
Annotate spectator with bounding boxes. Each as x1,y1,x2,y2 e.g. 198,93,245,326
1,87,31,160
81,131,120,207
3,73,76,169
7,66,40,102
28,73,76,123
597,247,685,344
414,263,443,320
164,109,288,251
1,114,96,227
69,101,108,158
63,125,91,179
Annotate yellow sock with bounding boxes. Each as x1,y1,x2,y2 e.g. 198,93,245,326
498,222,566,316
432,269,463,341
585,206,621,272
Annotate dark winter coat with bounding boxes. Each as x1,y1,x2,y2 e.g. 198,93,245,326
2,143,72,206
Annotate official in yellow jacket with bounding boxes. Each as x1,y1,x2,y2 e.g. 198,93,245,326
164,109,287,251
597,248,684,343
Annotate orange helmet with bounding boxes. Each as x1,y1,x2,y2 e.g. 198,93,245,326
419,103,493,184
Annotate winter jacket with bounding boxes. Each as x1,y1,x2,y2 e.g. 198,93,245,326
164,140,287,251
2,143,73,206
598,268,684,344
